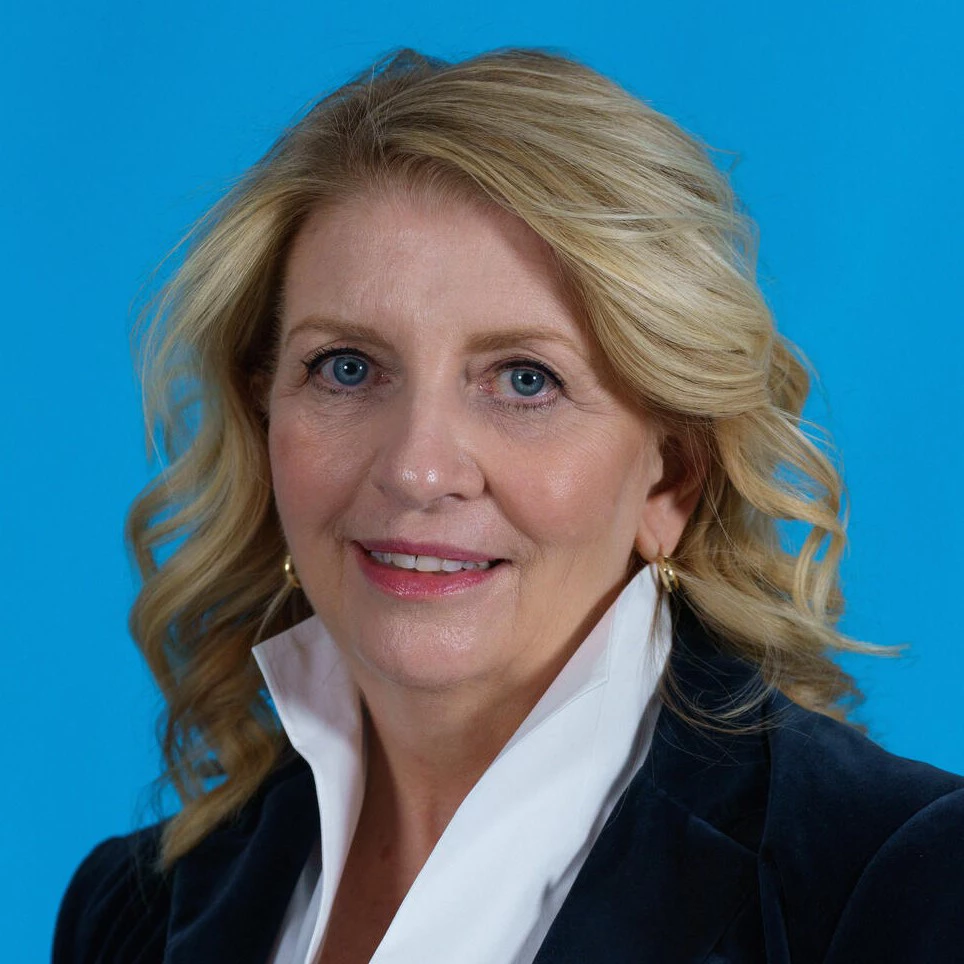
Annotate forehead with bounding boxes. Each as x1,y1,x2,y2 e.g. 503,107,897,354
279,189,582,341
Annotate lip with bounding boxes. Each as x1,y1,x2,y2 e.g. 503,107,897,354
352,542,504,599
356,539,500,564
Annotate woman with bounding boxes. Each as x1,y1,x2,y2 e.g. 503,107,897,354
54,48,964,963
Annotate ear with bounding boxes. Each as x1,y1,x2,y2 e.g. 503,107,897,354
634,432,703,562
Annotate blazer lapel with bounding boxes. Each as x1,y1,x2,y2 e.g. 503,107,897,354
164,754,318,964
534,601,770,963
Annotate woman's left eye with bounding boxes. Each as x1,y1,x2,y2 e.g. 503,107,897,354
492,364,560,403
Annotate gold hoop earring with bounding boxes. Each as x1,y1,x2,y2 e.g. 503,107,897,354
656,555,680,594
283,554,301,590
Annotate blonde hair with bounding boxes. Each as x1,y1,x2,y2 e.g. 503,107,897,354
129,47,879,868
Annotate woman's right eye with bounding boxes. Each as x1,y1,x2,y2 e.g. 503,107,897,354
304,350,373,389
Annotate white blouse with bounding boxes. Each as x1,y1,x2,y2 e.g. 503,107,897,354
252,565,671,964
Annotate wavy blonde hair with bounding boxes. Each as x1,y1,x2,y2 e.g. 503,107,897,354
129,47,879,867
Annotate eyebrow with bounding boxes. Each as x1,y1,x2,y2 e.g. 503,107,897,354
283,318,393,352
284,316,584,356
465,326,583,355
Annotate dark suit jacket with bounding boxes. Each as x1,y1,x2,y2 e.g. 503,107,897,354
54,604,964,963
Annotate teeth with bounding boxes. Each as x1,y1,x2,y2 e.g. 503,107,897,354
369,550,493,572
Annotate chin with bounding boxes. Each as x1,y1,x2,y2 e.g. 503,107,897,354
344,617,505,693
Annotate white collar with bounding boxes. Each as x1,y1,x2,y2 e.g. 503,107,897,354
253,565,671,964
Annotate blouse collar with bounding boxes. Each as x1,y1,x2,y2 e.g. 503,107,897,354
252,564,671,963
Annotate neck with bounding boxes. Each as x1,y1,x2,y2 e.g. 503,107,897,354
351,659,563,878
340,582,626,880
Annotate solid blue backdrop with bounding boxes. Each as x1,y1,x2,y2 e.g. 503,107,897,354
3,1,962,959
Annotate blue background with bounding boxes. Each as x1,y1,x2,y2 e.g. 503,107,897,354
3,1,962,958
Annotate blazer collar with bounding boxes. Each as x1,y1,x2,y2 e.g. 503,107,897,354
164,600,770,964
532,600,770,963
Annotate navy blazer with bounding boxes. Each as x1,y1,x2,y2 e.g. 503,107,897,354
54,604,964,963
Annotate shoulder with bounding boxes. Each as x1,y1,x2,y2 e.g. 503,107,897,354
765,699,964,834
51,754,314,964
660,603,964,960
53,823,170,964
826,777,964,962
761,701,964,961
667,600,964,860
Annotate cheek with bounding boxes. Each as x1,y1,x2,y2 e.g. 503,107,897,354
491,423,654,548
268,405,368,532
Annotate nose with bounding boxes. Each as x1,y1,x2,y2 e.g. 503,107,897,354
371,388,485,508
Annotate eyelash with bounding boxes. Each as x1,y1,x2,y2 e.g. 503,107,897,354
301,347,564,410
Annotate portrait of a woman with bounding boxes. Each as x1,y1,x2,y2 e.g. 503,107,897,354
52,47,964,963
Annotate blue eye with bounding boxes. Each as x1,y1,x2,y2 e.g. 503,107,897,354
509,368,546,397
324,354,369,386
492,363,559,405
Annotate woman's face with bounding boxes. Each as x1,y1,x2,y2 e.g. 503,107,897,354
268,188,694,696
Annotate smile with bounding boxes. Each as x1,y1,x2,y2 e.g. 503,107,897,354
368,551,494,572
353,543,504,599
